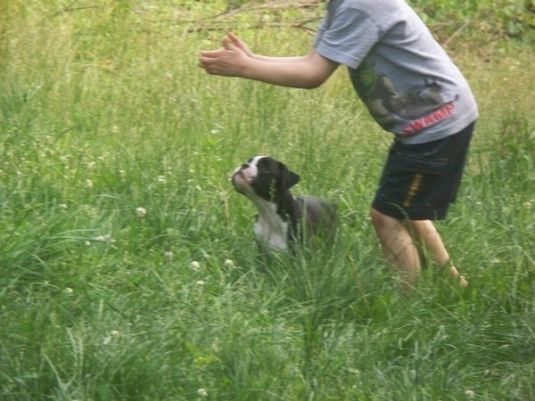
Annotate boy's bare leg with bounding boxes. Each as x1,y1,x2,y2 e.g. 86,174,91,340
370,208,421,293
408,220,468,287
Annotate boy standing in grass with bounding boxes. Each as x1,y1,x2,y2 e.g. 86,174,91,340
199,0,478,292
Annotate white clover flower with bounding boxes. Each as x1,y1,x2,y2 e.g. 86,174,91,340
94,234,115,243
164,251,174,260
136,207,147,218
190,261,201,271
223,259,235,268
84,179,94,189
197,388,208,397
103,330,121,345
524,201,532,210
65,287,74,294
465,390,475,399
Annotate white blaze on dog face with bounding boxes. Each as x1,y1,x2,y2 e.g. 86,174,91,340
231,156,267,195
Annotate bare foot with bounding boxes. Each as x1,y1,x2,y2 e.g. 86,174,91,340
449,265,468,287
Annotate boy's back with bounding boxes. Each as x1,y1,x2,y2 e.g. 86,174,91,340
315,0,479,144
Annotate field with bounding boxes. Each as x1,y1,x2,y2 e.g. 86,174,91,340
1,1,534,400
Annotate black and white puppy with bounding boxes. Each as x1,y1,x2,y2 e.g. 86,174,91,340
231,156,337,251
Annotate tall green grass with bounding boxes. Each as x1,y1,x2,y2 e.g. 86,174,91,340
1,2,534,401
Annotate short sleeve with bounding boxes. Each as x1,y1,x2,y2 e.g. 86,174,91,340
314,8,381,69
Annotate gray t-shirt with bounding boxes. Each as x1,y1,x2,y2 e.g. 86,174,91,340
314,0,479,144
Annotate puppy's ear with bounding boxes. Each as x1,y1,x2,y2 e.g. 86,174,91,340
287,170,300,188
278,161,300,190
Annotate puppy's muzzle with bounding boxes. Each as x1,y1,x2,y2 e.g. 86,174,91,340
231,168,251,194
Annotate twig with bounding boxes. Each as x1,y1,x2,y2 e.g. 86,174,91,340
40,2,100,27
186,20,319,35
182,0,322,34
442,19,473,48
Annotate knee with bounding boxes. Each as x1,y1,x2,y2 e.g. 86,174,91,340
369,207,396,230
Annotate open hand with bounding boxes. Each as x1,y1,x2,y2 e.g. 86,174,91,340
199,33,251,77
226,32,253,57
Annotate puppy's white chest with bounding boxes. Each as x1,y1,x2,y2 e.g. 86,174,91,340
254,214,288,251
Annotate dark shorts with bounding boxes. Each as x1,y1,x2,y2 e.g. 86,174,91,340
372,122,475,221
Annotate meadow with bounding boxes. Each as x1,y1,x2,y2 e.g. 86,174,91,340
1,1,534,400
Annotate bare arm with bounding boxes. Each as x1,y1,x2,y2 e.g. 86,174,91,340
199,33,339,89
226,32,309,63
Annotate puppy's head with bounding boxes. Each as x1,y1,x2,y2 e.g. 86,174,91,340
231,156,300,202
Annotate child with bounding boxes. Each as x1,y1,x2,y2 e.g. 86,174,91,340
199,0,478,292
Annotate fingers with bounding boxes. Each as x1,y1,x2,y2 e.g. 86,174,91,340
199,46,233,67
222,37,235,50
227,32,251,55
198,57,219,74
227,32,242,47
201,33,245,57
200,48,226,58
198,49,236,76
198,48,228,71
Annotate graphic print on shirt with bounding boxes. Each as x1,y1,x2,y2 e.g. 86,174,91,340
350,63,457,136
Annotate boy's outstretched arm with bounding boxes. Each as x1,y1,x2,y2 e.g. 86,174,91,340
199,33,338,89
224,32,308,63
